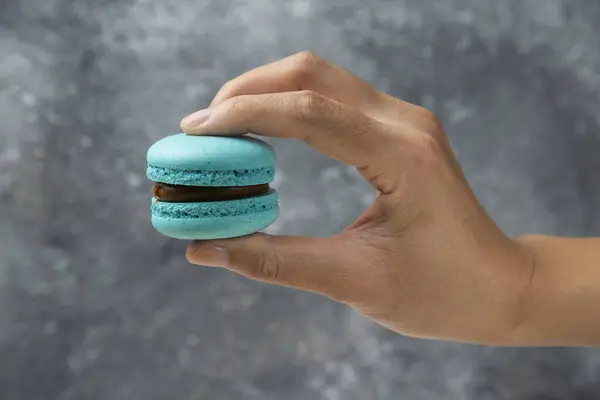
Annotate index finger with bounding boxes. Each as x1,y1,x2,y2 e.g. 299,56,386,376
182,91,401,194
210,51,386,112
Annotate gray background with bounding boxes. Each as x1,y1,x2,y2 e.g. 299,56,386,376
1,0,600,399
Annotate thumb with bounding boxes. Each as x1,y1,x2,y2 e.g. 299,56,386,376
186,233,357,301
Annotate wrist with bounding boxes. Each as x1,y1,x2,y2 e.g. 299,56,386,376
506,235,600,347
472,234,540,346
501,235,541,346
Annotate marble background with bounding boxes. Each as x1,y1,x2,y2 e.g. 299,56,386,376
1,0,600,399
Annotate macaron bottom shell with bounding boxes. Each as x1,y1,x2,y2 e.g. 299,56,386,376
151,207,279,240
150,191,279,240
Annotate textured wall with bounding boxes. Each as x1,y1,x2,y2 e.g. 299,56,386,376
2,1,600,399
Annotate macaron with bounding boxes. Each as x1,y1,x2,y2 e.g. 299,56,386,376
146,133,279,240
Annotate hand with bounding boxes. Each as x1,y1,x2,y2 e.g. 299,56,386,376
180,52,533,345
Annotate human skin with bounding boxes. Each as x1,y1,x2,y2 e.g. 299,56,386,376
180,52,600,347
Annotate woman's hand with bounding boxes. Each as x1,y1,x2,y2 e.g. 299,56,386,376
180,52,534,345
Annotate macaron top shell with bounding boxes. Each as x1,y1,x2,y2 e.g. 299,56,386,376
146,134,276,187
147,134,275,171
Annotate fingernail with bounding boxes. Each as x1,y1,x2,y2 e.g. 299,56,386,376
188,243,229,267
181,108,211,129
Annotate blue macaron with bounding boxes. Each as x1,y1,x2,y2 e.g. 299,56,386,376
147,133,279,240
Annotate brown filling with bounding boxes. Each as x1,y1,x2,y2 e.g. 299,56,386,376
154,182,269,202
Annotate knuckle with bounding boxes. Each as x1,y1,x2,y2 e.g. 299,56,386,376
415,106,437,120
219,79,241,98
293,51,323,68
223,95,249,114
294,90,330,121
289,51,326,81
411,133,446,168
254,251,282,283
414,106,445,133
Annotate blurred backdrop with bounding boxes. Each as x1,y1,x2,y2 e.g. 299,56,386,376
2,0,600,399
